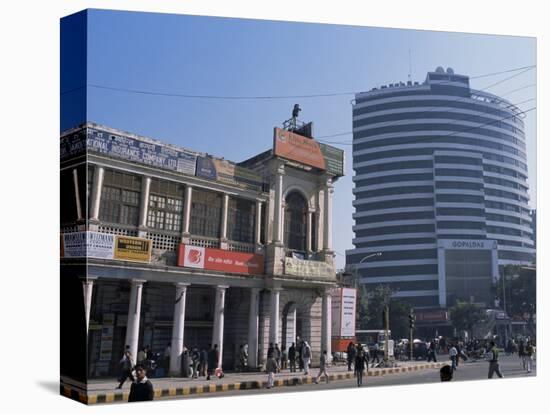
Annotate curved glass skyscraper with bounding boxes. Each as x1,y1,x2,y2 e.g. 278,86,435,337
346,67,534,310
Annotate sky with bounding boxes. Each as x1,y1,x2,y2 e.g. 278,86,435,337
63,9,537,269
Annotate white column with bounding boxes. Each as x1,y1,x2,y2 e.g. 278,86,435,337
221,194,229,240
321,290,332,363
212,285,228,368
125,279,146,365
273,166,284,244
247,288,261,368
255,200,263,246
82,278,95,333
138,176,152,228
72,168,83,221
169,283,190,375
306,210,313,252
323,180,334,251
182,185,193,238
269,288,281,345
90,166,104,221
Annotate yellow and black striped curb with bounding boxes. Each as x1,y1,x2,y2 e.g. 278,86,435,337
61,362,446,404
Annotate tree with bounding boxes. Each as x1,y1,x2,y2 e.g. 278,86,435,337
449,301,484,338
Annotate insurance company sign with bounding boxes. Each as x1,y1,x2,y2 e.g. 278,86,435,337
177,244,264,275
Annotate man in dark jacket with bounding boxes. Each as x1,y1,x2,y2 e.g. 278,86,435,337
288,343,296,372
128,365,154,402
199,346,208,377
347,341,356,371
207,344,219,380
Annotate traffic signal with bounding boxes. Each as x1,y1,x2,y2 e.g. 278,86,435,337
409,313,415,329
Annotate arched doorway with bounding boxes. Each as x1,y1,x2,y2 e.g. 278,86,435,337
284,191,308,252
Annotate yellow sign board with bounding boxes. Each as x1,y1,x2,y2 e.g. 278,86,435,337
113,235,152,263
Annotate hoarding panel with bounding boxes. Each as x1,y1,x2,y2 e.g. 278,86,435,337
273,127,326,170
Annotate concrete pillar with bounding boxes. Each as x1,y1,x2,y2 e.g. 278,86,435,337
437,246,446,307
212,285,228,368
90,166,104,221
269,288,281,345
82,277,95,333
306,210,313,253
125,279,146,365
73,168,83,221
273,166,284,244
182,185,193,239
321,290,332,363
255,200,263,246
221,194,229,240
247,288,261,368
169,283,190,375
323,180,334,251
138,176,152,228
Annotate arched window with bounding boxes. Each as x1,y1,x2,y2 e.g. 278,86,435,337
284,191,308,252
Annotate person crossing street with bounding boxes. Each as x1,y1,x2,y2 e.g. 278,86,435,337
314,350,330,384
488,341,504,379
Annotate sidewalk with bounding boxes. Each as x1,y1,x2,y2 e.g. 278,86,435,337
61,360,447,404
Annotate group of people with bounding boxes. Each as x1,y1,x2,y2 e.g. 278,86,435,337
116,345,155,402
265,339,314,388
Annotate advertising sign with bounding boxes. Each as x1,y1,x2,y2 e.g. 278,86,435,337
113,236,152,263
319,142,345,177
439,239,497,250
284,257,334,279
60,130,87,161
331,288,357,338
62,231,115,259
196,156,264,190
273,127,326,170
177,244,264,275
85,127,198,175
415,310,449,323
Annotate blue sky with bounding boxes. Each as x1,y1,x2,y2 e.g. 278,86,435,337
65,9,537,269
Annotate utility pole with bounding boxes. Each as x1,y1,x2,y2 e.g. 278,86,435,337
383,303,390,362
409,309,415,361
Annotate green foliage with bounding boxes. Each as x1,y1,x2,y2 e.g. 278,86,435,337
449,301,484,337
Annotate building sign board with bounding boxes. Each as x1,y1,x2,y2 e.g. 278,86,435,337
415,309,449,323
331,287,357,338
196,156,264,190
88,128,197,174
439,239,498,250
319,142,345,177
273,127,326,170
177,244,264,275
61,231,151,263
283,257,334,279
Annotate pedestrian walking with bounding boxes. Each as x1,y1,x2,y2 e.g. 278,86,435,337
449,344,458,372
347,341,356,372
371,342,380,366
239,344,248,372
288,342,296,372
281,346,288,370
524,340,534,373
518,340,526,369
314,350,330,384
301,340,312,375
297,339,304,370
199,347,208,377
128,364,154,402
274,343,282,373
163,343,171,374
206,344,219,380
137,346,147,365
487,341,504,379
354,349,369,387
267,342,274,358
191,347,200,378
427,340,437,362
117,345,134,389
266,355,277,389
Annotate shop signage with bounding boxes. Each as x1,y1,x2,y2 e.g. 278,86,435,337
177,244,264,275
331,287,357,338
60,130,87,160
283,257,334,279
62,231,115,259
273,127,326,170
415,310,449,323
61,231,151,263
113,235,152,263
196,156,264,190
86,127,197,175
319,142,345,177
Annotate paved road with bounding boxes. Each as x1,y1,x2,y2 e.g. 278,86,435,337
161,355,535,400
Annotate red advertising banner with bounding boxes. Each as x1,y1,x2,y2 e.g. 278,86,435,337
177,244,264,275
273,127,326,170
